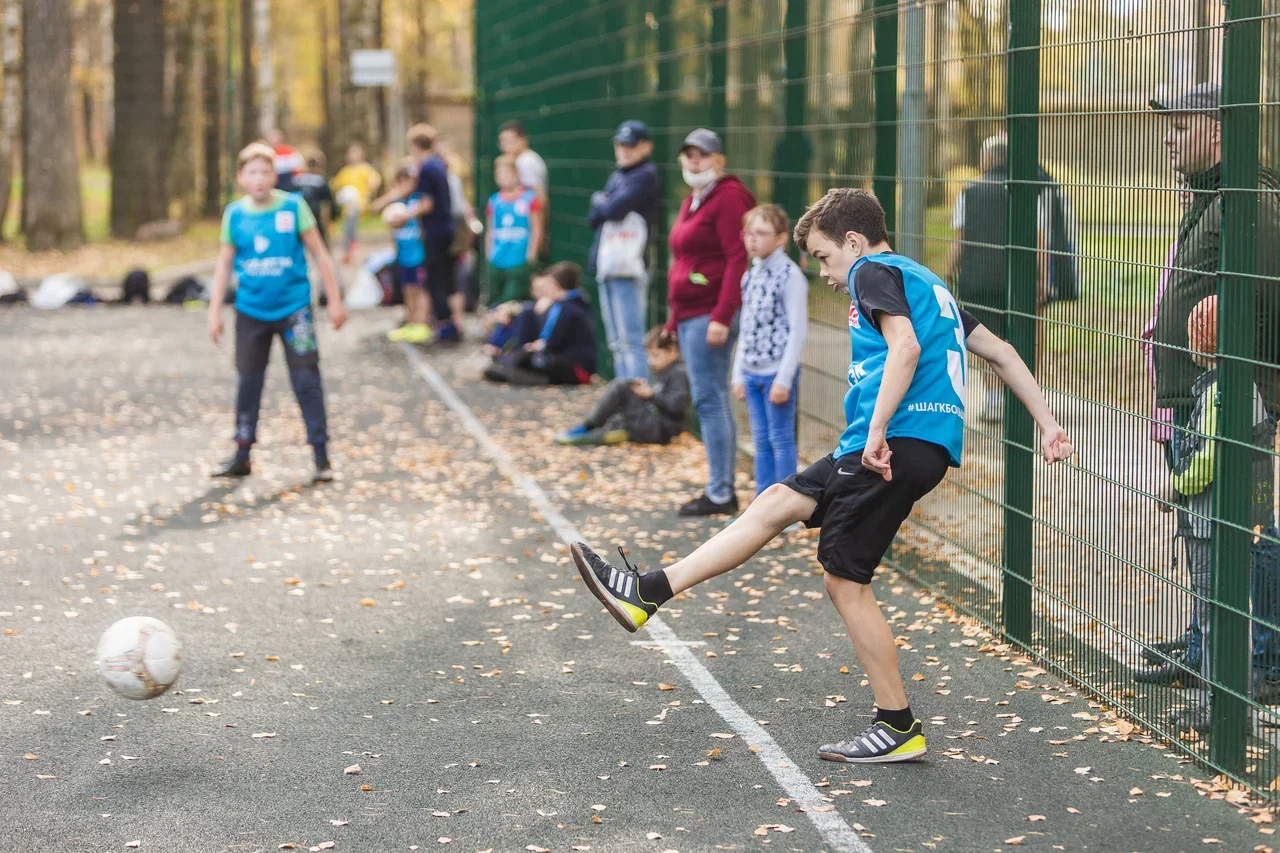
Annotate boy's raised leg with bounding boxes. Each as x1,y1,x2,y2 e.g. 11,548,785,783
572,483,815,632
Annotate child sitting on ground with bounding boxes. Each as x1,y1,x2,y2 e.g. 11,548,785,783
556,326,691,446
483,262,597,386
732,203,808,493
1160,295,1277,735
486,155,542,305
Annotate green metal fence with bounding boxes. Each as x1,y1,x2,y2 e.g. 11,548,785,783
475,0,1280,797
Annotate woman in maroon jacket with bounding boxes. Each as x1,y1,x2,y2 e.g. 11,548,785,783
665,129,757,516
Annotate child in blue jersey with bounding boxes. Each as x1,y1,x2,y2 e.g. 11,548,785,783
382,162,431,343
570,188,1074,764
207,142,346,483
485,155,542,305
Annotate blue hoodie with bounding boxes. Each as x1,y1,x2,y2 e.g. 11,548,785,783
587,159,661,276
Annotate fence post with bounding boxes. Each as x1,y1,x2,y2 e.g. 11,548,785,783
709,0,727,136
1210,0,1262,774
872,0,897,234
778,0,808,223
1000,0,1040,646
472,0,487,223
651,0,674,328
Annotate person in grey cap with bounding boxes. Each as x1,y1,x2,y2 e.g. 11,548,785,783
587,120,662,381
1138,81,1280,723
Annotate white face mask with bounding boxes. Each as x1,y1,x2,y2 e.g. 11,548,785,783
682,167,716,190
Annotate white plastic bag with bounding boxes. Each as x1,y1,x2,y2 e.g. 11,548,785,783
596,211,648,283
345,268,384,310
31,274,84,310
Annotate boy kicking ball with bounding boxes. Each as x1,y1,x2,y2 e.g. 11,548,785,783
572,188,1073,763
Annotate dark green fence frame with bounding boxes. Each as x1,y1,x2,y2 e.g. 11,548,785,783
475,0,1280,796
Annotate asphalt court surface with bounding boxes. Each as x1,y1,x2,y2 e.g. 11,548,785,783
0,306,1270,853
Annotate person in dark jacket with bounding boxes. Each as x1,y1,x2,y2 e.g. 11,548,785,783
1137,82,1280,700
484,262,597,386
947,134,1051,422
293,151,337,247
588,120,662,381
555,326,691,446
666,128,757,516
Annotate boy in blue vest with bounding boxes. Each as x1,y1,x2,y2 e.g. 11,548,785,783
208,142,346,483
571,188,1074,763
485,154,542,304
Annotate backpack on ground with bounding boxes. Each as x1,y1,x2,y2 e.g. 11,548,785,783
120,269,151,304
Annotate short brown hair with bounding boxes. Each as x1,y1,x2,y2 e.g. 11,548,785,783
237,142,276,171
535,261,581,293
793,188,888,252
743,203,790,235
494,154,518,173
644,325,677,350
407,123,438,152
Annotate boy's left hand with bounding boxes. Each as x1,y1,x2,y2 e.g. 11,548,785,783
862,427,892,481
1039,423,1074,464
769,384,791,405
631,380,654,400
328,303,348,331
525,339,546,352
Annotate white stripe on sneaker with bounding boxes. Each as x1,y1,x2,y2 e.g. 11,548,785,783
873,730,895,750
623,575,634,598
608,567,619,591
859,736,878,753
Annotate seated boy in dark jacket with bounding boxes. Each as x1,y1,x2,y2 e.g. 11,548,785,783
555,326,691,446
483,262,597,386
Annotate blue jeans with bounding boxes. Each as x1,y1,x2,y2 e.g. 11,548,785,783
598,277,649,381
742,371,798,496
678,313,739,503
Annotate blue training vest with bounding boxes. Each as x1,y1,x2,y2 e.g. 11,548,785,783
488,189,536,270
394,193,426,268
226,193,311,322
837,253,967,466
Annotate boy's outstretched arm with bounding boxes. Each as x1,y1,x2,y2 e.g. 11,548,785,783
965,323,1073,463
864,313,922,479
302,228,347,330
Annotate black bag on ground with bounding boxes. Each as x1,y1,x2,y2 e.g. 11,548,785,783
120,269,151,304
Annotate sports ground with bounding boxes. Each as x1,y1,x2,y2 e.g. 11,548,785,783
0,307,1271,852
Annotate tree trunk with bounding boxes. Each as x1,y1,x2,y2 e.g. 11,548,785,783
23,0,83,251
0,0,21,242
109,0,166,238
319,0,333,166
338,0,372,158
405,0,429,124
253,0,273,132
373,0,387,155
162,0,195,215
238,0,254,144
201,0,222,216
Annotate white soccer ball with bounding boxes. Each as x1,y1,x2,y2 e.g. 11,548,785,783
335,185,362,210
95,617,183,700
381,201,409,226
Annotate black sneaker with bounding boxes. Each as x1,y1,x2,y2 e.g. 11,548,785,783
1168,705,1210,734
211,456,251,478
313,460,334,483
818,720,927,763
571,542,658,633
1141,632,1192,665
678,493,739,517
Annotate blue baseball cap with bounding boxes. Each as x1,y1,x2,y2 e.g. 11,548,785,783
613,120,652,146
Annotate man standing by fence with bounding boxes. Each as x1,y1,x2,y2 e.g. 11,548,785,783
1142,82,1280,700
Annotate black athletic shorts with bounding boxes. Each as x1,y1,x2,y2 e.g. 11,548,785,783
235,307,321,374
781,438,951,584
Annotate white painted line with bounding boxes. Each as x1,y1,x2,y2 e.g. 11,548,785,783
401,344,874,853
630,639,706,647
